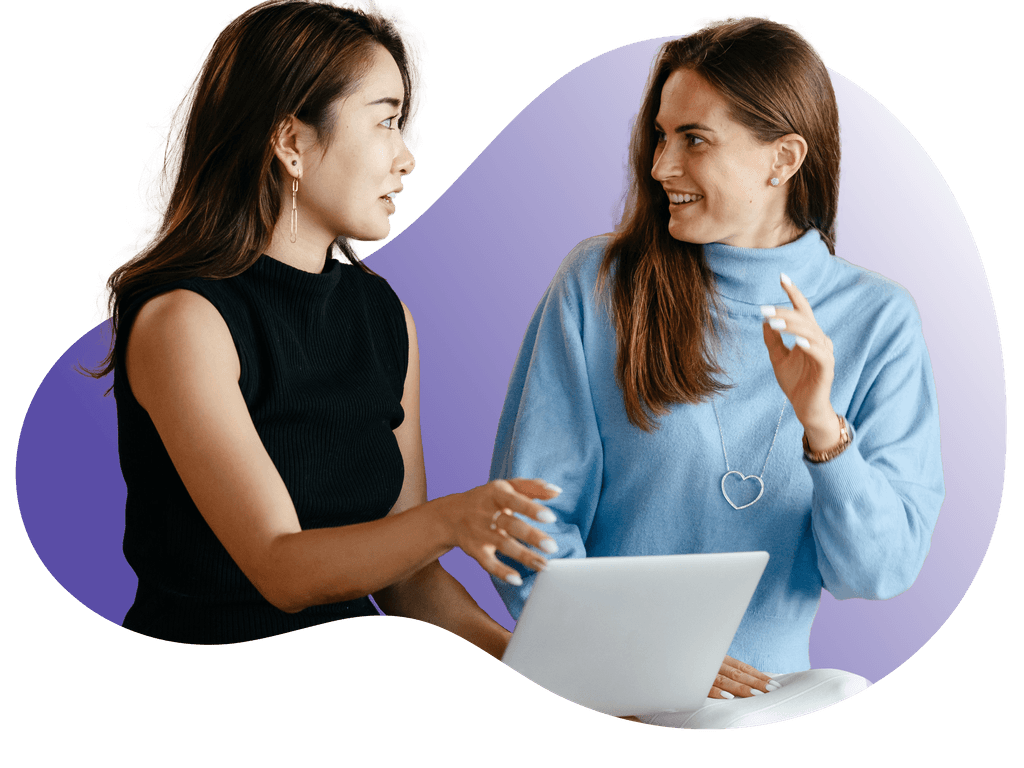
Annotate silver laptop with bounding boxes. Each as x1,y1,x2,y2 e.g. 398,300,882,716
501,551,768,717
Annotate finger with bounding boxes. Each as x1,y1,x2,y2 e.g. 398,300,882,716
501,514,559,554
721,656,781,693
491,482,559,525
495,534,548,572
762,319,789,366
505,477,563,500
707,686,736,700
712,671,765,698
765,315,827,346
779,272,813,316
722,655,772,683
474,546,528,586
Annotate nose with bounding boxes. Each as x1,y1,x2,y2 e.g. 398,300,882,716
651,141,681,183
395,135,415,176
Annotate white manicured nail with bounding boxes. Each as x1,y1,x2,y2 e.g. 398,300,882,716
768,318,786,331
719,691,734,700
766,681,781,691
760,305,776,317
543,482,563,494
505,572,523,586
536,508,556,523
780,272,792,286
539,538,558,554
794,336,810,349
749,689,764,696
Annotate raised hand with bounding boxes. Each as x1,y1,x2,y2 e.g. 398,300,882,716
760,272,842,452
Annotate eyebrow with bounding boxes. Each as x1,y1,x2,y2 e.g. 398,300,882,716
654,119,716,133
366,96,403,108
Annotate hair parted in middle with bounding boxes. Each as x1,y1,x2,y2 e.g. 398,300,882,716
600,17,841,431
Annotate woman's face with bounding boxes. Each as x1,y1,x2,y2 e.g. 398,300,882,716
652,68,794,249
299,46,415,242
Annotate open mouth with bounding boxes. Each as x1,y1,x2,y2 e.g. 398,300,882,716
668,192,704,205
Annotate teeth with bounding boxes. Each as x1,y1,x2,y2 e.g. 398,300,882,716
668,192,703,204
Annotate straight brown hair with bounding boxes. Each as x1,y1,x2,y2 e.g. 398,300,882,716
87,1,413,379
601,18,840,430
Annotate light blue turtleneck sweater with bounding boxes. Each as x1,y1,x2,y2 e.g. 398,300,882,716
490,231,944,674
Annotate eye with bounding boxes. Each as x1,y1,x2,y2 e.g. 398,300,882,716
381,115,400,130
655,128,666,143
686,134,706,147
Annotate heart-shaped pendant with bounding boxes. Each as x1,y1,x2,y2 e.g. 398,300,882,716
721,470,765,510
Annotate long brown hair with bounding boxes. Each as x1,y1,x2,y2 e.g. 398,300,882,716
601,18,840,430
88,0,414,379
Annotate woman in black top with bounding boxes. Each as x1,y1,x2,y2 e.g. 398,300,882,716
93,1,558,651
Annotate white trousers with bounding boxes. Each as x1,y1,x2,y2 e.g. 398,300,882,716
639,669,870,729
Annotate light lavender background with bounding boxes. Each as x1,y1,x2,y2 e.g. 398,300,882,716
16,39,1001,684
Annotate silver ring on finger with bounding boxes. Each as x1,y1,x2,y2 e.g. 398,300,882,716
490,509,508,531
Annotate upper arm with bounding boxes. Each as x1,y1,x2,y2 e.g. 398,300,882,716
388,302,426,514
125,290,302,598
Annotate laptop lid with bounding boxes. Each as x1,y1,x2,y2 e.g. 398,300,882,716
501,551,768,717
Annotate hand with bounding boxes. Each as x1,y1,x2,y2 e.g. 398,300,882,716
433,478,560,587
708,655,780,699
760,273,841,451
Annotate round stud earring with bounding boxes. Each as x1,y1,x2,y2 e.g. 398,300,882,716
770,177,780,187
291,160,298,167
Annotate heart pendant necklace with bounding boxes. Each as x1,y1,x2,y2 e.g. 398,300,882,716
712,399,787,510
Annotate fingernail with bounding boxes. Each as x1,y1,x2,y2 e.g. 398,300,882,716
536,508,557,523
768,317,786,331
719,691,734,700
749,689,764,695
766,681,781,691
533,559,547,570
543,482,563,494
760,305,776,318
794,336,810,349
538,538,558,554
780,272,792,286
505,573,523,586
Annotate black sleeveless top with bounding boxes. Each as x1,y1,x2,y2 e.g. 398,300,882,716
114,256,408,643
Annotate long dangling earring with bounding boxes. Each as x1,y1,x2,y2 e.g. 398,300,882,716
290,176,299,243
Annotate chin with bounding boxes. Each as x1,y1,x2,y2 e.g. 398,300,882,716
667,220,715,245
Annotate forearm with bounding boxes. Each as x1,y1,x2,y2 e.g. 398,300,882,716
374,561,512,659
808,429,943,600
258,500,453,613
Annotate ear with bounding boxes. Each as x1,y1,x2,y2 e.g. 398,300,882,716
771,133,808,184
271,115,316,178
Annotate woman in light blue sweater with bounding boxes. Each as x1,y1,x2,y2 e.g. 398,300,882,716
490,18,943,727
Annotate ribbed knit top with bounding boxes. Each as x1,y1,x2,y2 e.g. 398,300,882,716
114,255,409,644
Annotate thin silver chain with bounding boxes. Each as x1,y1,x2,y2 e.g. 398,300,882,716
712,400,787,479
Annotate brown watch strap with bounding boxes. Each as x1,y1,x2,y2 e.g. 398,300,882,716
802,413,851,463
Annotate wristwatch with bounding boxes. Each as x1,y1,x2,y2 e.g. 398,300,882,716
802,413,851,463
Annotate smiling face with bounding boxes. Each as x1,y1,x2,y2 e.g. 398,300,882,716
652,68,799,249
297,45,414,243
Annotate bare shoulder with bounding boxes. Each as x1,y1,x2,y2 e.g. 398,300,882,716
126,289,240,409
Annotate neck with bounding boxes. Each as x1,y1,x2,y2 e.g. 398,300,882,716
265,216,334,274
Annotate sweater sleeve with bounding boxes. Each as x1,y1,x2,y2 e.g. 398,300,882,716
807,293,944,600
489,246,605,619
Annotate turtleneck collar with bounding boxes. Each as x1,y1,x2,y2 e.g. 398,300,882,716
703,229,832,308
249,253,345,302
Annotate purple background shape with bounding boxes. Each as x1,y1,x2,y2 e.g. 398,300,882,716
17,39,1002,684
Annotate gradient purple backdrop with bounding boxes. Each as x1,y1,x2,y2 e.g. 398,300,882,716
17,39,1001,684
